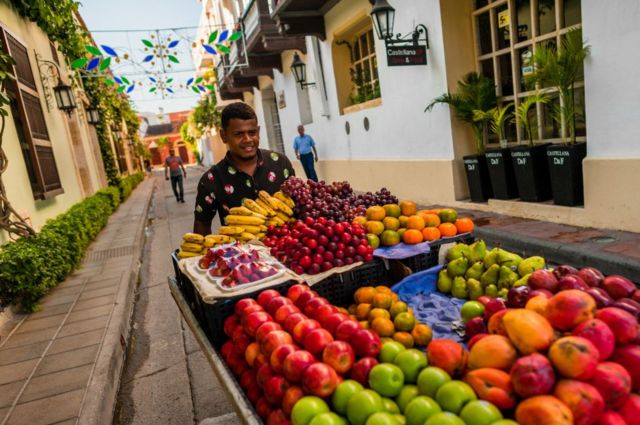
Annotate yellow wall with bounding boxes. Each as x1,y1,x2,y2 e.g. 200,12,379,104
0,4,107,243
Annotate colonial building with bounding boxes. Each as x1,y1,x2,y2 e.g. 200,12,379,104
142,110,196,167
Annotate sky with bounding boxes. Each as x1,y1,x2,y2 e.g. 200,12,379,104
78,0,205,116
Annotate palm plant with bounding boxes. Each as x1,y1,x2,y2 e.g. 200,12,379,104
514,94,548,146
426,72,497,154
473,103,514,148
525,28,590,144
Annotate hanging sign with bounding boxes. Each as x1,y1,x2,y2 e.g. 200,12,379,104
498,10,510,28
386,45,427,66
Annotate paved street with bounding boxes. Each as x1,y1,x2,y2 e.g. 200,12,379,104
113,167,240,425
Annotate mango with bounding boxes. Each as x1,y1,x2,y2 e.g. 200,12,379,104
502,309,555,354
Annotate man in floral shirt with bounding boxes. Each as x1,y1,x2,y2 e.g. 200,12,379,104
193,102,295,235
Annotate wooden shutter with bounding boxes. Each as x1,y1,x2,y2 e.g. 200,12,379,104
1,29,63,199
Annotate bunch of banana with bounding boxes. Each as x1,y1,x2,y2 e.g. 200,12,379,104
177,233,235,259
258,190,295,227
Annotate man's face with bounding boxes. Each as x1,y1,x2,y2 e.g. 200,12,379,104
297,126,304,136
169,149,175,156
221,118,260,160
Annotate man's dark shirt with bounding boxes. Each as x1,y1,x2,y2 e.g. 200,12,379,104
194,149,295,224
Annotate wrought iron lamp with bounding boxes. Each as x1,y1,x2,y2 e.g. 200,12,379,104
370,0,429,48
35,53,77,116
290,53,316,90
86,107,100,125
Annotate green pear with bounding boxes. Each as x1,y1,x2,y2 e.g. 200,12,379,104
514,273,531,287
437,269,453,293
464,262,485,280
485,284,498,297
447,257,469,278
467,278,483,300
517,256,545,277
446,243,471,262
480,264,500,287
451,276,468,299
498,288,509,299
498,265,518,289
483,248,499,268
468,240,487,263
496,249,522,268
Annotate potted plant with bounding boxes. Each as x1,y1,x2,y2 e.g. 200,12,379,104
509,94,553,202
426,72,497,202
526,28,590,206
473,103,518,199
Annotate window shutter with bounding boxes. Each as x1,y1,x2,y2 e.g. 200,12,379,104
1,30,63,199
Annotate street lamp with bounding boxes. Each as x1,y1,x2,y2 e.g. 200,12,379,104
290,53,316,90
36,53,77,116
86,107,100,125
370,0,395,41
52,81,76,116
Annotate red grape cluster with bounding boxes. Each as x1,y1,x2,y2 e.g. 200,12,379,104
280,178,398,222
263,217,374,275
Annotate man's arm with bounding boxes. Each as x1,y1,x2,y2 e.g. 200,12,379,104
193,218,212,236
180,158,186,177
312,145,318,162
164,160,169,180
293,138,300,160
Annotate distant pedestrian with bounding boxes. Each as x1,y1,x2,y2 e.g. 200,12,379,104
293,125,318,182
164,148,186,203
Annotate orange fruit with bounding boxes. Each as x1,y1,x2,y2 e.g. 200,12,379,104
389,301,409,318
402,229,424,245
455,218,475,234
372,292,393,310
382,217,400,231
398,215,409,228
418,209,440,215
394,312,416,332
422,227,441,242
366,221,385,236
349,314,358,321
406,215,425,231
380,230,401,246
397,228,407,240
354,287,377,304
356,303,373,320
383,204,401,218
371,317,395,337
438,222,458,237
359,320,370,330
366,206,386,221
375,285,393,294
438,208,458,223
366,233,380,249
390,292,399,303
399,200,417,216
412,324,433,346
353,216,367,226
369,308,391,322
421,213,441,227
393,331,415,348
348,304,357,315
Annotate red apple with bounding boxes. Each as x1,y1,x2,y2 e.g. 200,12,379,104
578,267,605,287
262,330,294,357
293,319,321,344
287,284,310,303
596,411,626,425
235,298,259,317
553,265,578,279
585,287,615,308
294,290,318,310
632,289,640,303
282,350,316,383
526,289,554,300
266,409,289,425
322,341,355,375
244,311,274,337
240,303,265,319
232,327,251,356
270,343,298,374
351,329,381,358
223,315,239,338
618,394,640,425
303,297,330,318
282,386,304,416
257,362,275,389
258,289,281,308
240,369,256,391
255,397,272,420
465,317,487,339
335,320,360,341
477,295,493,306
602,275,636,300
304,328,334,357
302,362,339,397
483,298,507,321
254,352,268,371
313,304,338,322
267,296,293,316
256,321,282,344
557,274,589,291
275,304,301,324
221,340,233,361
323,313,350,336
226,353,248,377
264,375,290,406
528,269,559,293
283,312,307,333
350,357,378,386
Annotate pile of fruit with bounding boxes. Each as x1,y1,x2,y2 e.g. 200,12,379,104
356,204,475,248
176,232,235,259
437,241,544,300
281,177,397,222
199,244,281,288
263,218,374,275
346,286,433,349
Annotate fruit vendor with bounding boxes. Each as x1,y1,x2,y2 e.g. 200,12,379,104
193,102,296,235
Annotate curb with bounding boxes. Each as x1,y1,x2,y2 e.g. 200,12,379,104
78,178,155,425
473,226,640,279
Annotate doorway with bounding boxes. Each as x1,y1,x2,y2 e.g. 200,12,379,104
261,86,285,154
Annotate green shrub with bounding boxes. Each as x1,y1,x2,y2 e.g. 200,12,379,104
118,172,145,201
0,182,129,311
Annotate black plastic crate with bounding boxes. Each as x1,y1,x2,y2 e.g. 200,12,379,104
431,233,475,258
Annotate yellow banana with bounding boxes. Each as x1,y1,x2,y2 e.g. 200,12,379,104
178,250,201,259
270,215,285,226
238,224,263,234
204,234,235,247
274,191,295,209
225,215,265,226
237,232,257,241
259,190,280,210
180,242,204,253
273,199,294,216
255,232,266,240
218,226,245,235
242,198,269,216
276,211,291,223
256,198,277,217
230,206,267,220
182,233,204,244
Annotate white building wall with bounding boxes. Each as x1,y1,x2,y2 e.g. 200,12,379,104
582,0,640,158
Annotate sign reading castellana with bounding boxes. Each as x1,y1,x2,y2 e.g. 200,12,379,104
386,45,427,66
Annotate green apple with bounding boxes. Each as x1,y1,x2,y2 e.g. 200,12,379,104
423,412,465,425
292,396,330,425
404,396,441,425
395,385,419,413
417,367,451,398
393,415,406,425
379,341,406,363
393,349,428,383
309,412,348,425
369,364,405,397
365,411,400,425
381,397,400,414
347,389,384,425
435,381,477,414
460,301,485,323
459,400,503,425
332,379,364,415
